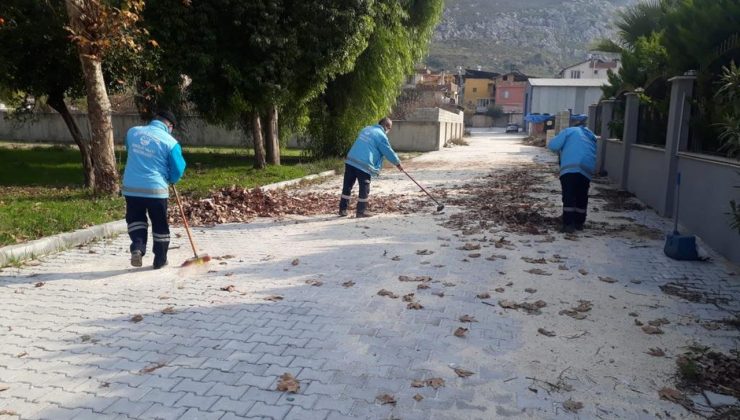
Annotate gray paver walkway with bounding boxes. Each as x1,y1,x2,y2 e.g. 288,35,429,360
1,131,738,419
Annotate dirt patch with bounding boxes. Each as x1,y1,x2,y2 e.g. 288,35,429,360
660,281,733,306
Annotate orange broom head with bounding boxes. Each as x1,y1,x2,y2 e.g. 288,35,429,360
181,254,211,267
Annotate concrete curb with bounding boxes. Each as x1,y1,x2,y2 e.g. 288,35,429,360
0,169,339,267
0,220,127,267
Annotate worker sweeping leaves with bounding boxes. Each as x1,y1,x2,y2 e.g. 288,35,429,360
547,119,597,233
339,117,404,218
122,109,186,269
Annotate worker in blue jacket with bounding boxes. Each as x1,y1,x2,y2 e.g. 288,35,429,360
339,117,403,217
122,109,186,269
547,120,597,233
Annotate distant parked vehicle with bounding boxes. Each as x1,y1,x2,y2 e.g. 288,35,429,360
505,123,520,133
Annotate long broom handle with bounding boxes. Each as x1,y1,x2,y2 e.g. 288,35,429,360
400,168,441,206
172,185,199,258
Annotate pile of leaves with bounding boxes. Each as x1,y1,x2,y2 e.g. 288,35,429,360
168,186,426,226
677,350,740,398
592,187,646,212
443,165,560,235
522,136,546,147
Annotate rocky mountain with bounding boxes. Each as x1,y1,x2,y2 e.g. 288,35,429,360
426,0,638,76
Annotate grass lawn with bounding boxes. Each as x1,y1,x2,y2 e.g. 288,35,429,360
0,142,342,246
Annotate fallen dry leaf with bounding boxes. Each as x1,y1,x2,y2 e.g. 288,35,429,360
378,289,399,299
538,328,556,337
402,293,415,302
264,295,284,302
642,325,663,335
499,300,519,309
432,291,445,298
342,281,355,288
578,269,588,275
16,352,27,358
559,264,568,270
476,292,491,299
459,315,478,323
399,275,432,282
560,309,587,320
453,367,475,378
224,272,234,277
563,399,584,412
648,318,670,327
377,393,397,405
220,285,236,292
0,384,9,392
524,288,537,293
494,287,505,293
522,257,547,264
442,282,456,287
140,362,166,374
305,280,323,287
276,373,300,393
505,281,513,286
647,348,666,357
574,300,592,312
411,379,425,388
599,276,618,283
634,319,644,326
460,243,481,251
34,282,45,288
454,327,469,337
407,302,424,310
391,256,401,261
291,258,300,266
658,387,683,402
417,283,430,290
427,378,445,389
413,393,424,401
486,254,507,261
525,269,552,276
130,314,144,323
161,306,176,314
0,410,18,416
416,249,434,255
468,253,481,258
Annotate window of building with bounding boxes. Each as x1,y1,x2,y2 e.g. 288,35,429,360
503,75,508,81
472,87,477,93
477,98,490,107
503,90,510,99
594,70,599,75
570,70,581,79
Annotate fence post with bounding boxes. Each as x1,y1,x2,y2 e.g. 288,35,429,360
587,104,598,131
620,91,640,190
662,72,696,217
597,99,615,175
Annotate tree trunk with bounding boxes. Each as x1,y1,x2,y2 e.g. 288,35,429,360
265,106,280,165
47,93,95,188
250,112,267,169
65,0,120,196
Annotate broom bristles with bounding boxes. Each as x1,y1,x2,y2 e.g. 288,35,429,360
181,254,211,267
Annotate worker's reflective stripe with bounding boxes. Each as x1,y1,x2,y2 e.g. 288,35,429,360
358,198,369,203
562,207,587,213
341,194,352,200
152,233,170,242
574,208,587,214
127,222,148,233
122,185,169,195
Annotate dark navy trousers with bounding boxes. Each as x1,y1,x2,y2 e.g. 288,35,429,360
560,173,590,227
339,164,371,214
125,196,170,265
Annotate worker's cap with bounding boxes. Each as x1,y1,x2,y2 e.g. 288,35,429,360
155,109,177,127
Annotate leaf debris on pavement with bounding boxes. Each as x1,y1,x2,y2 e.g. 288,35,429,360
476,292,491,299
538,328,556,337
342,281,355,288
161,306,176,314
305,279,323,287
454,327,469,337
453,367,475,378
407,302,424,310
130,314,144,323
140,362,167,374
525,268,552,276
264,295,284,302
563,399,584,412
459,315,478,323
376,393,397,405
377,289,399,299
276,373,300,393
220,285,236,292
641,325,664,334
599,276,618,283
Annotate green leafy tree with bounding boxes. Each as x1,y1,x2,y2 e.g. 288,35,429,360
64,0,148,195
143,0,373,169
308,0,443,157
0,0,95,186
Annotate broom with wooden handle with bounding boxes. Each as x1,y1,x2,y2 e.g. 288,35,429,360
171,185,211,267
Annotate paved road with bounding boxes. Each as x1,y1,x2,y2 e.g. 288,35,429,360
1,131,738,419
